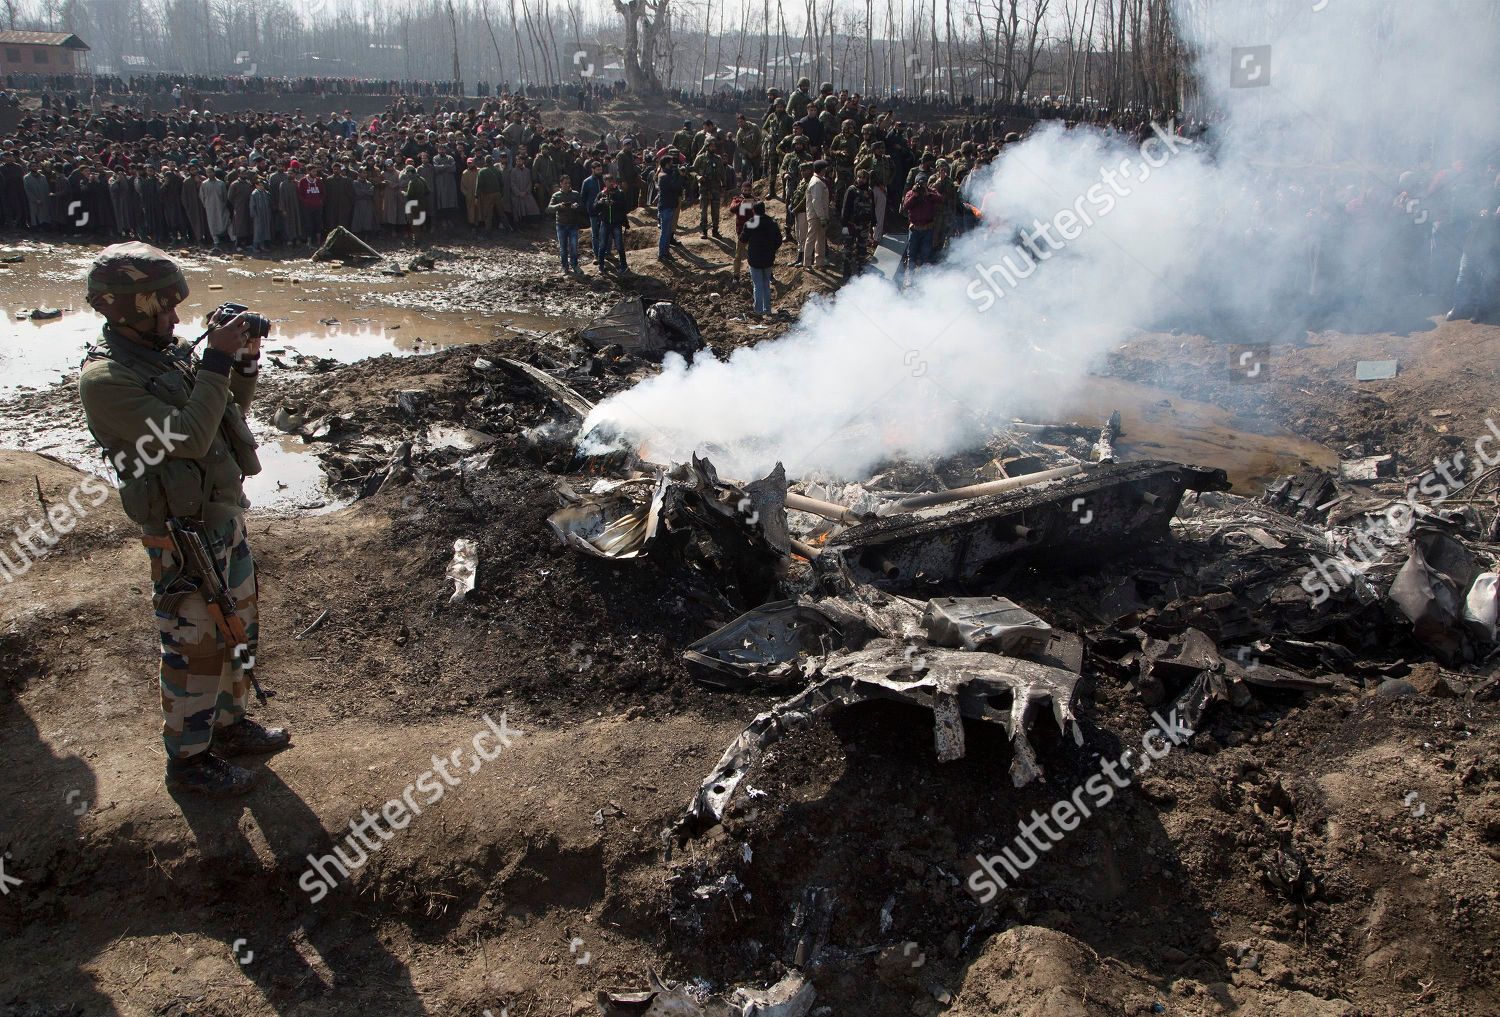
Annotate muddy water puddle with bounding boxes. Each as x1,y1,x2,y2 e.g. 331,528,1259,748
4,418,344,514
1028,375,1336,492
0,243,572,513
0,245,522,394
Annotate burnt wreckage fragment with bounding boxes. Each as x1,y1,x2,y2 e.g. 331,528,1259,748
817,462,1229,589
539,399,1486,844
544,455,1234,844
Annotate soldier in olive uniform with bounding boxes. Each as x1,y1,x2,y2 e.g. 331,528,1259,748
931,158,959,252
78,243,290,798
672,120,695,159
692,141,728,237
854,139,896,238
827,119,861,220
735,113,764,184
787,78,813,120
786,162,814,265
691,119,719,160
762,98,792,197
779,130,810,202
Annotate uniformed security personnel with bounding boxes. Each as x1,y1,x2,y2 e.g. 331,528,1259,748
827,118,861,216
779,137,810,216
787,77,814,120
672,120,695,159
734,113,764,184
855,139,896,238
79,242,290,798
762,98,792,197
692,141,728,237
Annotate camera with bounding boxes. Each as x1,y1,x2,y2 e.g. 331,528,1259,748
209,301,272,340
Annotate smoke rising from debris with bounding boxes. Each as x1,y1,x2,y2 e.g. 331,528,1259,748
582,0,1500,482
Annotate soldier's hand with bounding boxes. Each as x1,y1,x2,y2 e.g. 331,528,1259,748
206,312,250,356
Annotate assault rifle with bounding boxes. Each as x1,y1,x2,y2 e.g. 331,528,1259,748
166,518,272,704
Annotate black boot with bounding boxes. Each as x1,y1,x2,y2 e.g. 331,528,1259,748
166,752,256,798
214,717,292,755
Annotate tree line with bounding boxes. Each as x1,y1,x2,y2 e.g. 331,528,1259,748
7,0,1192,109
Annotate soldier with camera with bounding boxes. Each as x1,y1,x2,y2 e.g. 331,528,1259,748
79,242,291,799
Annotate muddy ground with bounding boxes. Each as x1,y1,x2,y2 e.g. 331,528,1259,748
1,180,1498,1017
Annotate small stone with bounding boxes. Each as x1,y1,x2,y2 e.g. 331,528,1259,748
1376,678,1418,698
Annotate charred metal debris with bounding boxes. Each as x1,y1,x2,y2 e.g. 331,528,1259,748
350,310,1500,845
489,344,1500,846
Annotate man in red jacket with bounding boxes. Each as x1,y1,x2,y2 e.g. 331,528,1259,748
900,176,943,285
296,167,325,246
728,179,757,279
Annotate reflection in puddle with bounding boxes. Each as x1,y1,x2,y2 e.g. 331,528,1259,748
0,309,97,392
0,244,576,517
0,417,341,516
0,306,489,396
0,244,569,394
244,429,342,514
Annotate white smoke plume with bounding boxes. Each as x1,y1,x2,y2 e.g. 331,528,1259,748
582,0,1500,482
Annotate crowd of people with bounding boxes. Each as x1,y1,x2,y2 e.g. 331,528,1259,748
0,96,612,253
1,73,630,116
0,70,1494,322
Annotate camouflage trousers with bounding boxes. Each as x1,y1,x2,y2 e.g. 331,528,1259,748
147,515,258,760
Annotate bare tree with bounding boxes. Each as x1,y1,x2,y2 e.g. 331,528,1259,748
759,0,769,87
480,0,507,82
612,0,667,92
446,0,462,85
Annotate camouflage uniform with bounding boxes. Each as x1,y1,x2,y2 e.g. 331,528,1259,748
736,121,764,182
762,106,792,196
931,161,959,250
691,129,718,160
855,148,896,237
787,83,813,120
691,150,727,235
840,182,877,280
787,170,812,259
149,516,258,758
77,243,276,779
827,126,861,215
779,146,810,212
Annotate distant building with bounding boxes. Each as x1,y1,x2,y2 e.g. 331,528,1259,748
0,31,91,76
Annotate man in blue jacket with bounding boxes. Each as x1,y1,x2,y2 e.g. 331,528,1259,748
655,154,687,261
579,160,606,268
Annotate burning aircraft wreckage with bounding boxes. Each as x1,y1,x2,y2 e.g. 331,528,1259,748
276,296,1500,1012
393,303,1500,876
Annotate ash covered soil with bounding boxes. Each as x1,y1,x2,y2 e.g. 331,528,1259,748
1,221,1498,1017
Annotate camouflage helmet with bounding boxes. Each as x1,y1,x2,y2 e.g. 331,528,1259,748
797,76,811,89
86,242,189,328
820,81,834,94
